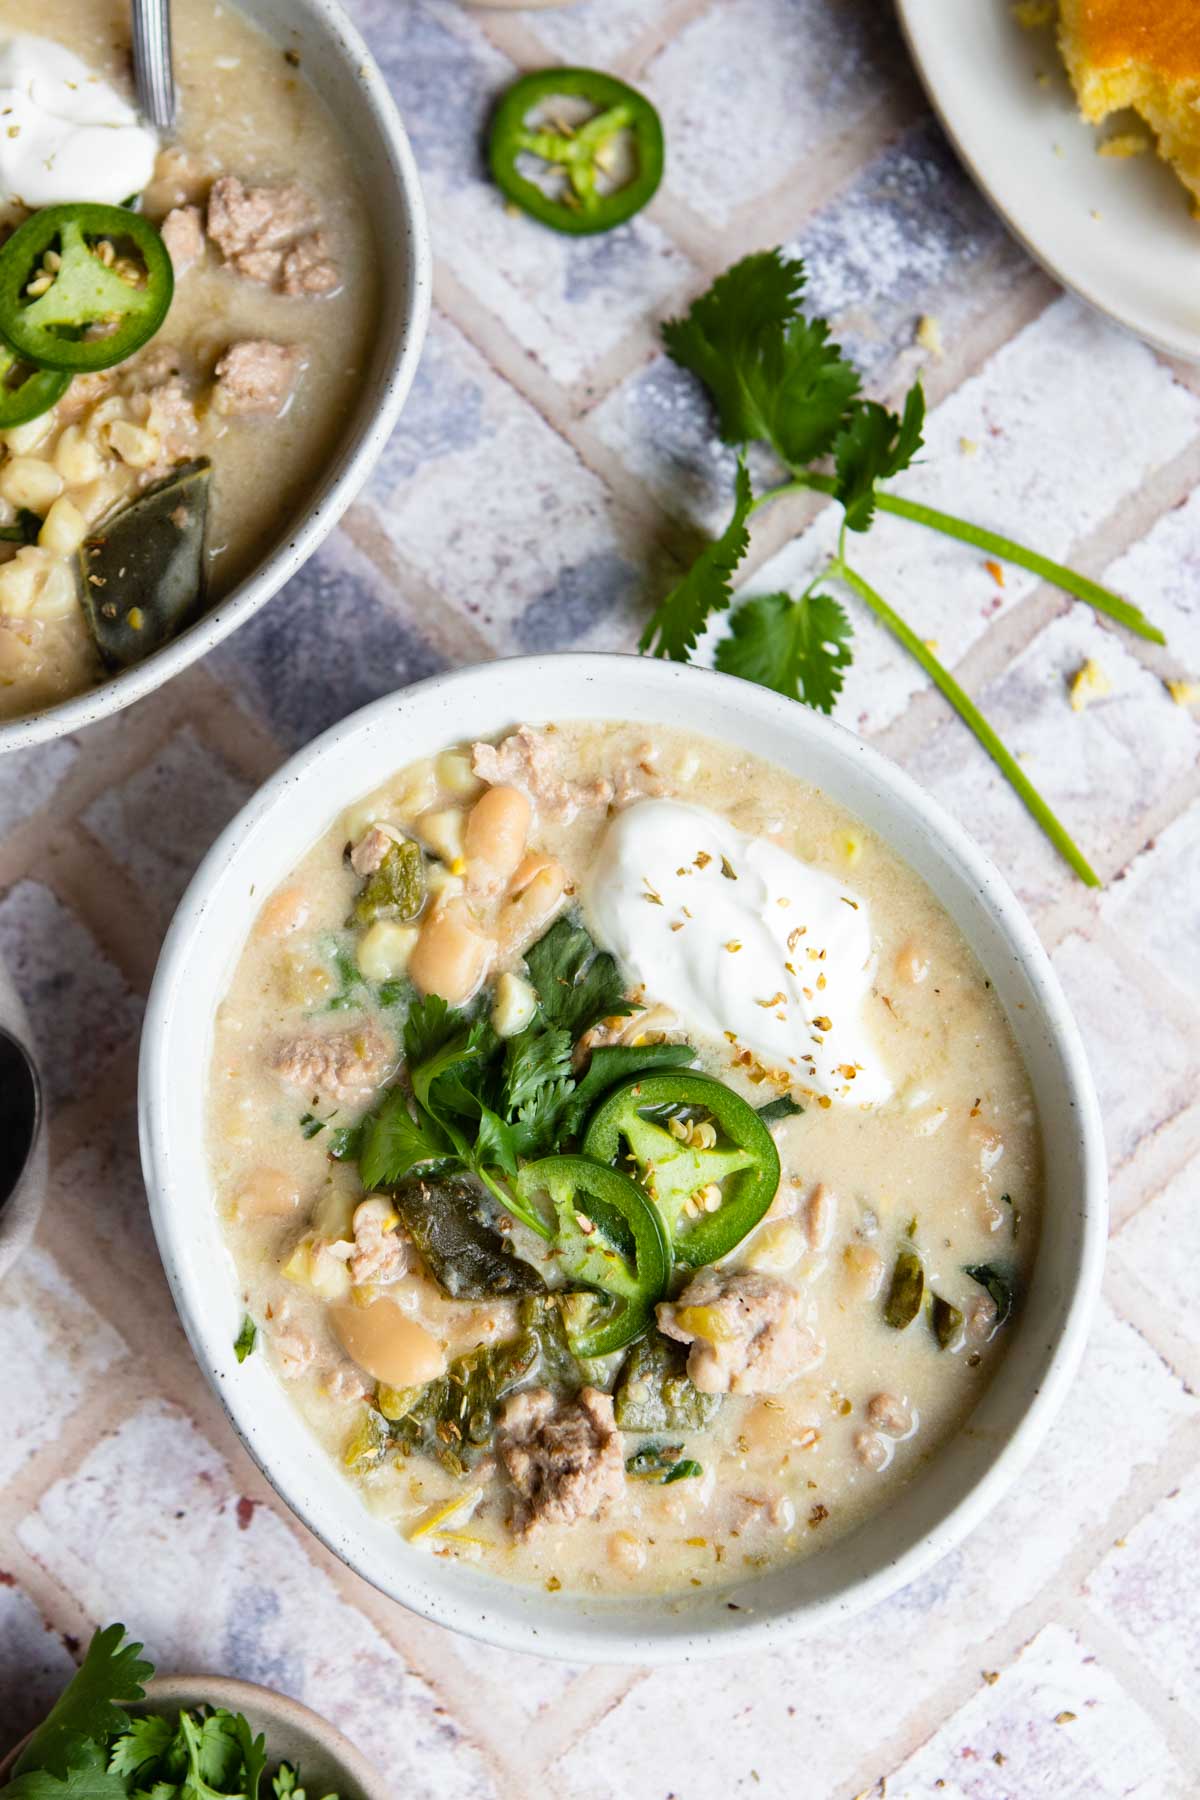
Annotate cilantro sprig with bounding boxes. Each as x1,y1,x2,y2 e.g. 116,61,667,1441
646,249,1169,885
1,1625,338,1800
352,917,695,1234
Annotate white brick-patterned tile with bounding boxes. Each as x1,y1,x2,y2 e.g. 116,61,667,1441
81,728,251,927
882,1622,1187,1797
1100,800,1200,1006
0,1580,76,1755
1052,933,1198,1170
523,0,685,63
0,1248,126,1488
357,0,695,387
0,737,78,840
366,314,660,652
17,1402,500,1798
1103,482,1200,677
1112,1156,1200,1365
1086,1476,1200,1716
643,0,903,230
904,611,1199,913
0,881,143,1106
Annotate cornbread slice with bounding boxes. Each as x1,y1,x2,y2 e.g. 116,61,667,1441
1058,0,1200,204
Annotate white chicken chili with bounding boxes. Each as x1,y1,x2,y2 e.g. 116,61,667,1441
209,721,1041,1596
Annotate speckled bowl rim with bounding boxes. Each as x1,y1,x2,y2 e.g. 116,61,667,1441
0,0,432,755
0,954,47,1281
139,654,1107,1665
0,1674,387,1794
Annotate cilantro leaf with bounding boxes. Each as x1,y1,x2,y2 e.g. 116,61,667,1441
233,1316,257,1364
1,1766,130,1798
403,993,466,1067
640,460,753,660
663,250,859,467
562,1041,696,1137
715,589,853,713
524,917,637,1040
662,250,808,443
107,1714,174,1778
501,1023,573,1116
358,1088,451,1191
756,1094,804,1124
833,383,925,533
13,1624,153,1782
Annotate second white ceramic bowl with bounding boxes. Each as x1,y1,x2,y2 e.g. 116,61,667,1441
139,655,1106,1664
0,0,431,754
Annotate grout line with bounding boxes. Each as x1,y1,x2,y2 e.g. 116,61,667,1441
1105,1254,1200,1400
1108,1102,1200,1235
1070,1594,1200,1772
339,500,501,667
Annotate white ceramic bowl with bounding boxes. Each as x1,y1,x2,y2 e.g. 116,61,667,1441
0,1674,387,1795
0,0,431,754
139,656,1107,1664
0,953,47,1281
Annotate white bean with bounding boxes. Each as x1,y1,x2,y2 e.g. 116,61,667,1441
465,785,530,891
408,898,493,1004
331,1300,445,1388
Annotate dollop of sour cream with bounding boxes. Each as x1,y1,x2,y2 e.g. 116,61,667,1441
586,799,892,1108
0,36,159,209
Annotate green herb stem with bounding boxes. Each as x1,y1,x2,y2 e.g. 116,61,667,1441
479,1164,554,1241
873,492,1164,644
833,558,1101,887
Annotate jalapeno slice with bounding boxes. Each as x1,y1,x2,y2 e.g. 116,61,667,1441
489,67,664,236
0,203,174,374
582,1071,781,1267
516,1153,671,1357
0,343,70,429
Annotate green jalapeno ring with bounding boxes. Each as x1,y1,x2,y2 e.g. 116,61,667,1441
517,1153,671,1357
0,203,174,374
582,1071,781,1268
488,67,665,237
0,343,71,430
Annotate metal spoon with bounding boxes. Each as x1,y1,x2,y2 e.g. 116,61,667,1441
131,0,177,134
0,1025,42,1220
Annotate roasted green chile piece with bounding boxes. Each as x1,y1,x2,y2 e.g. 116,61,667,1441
350,837,426,927
384,1328,541,1475
78,459,211,669
517,1153,671,1356
613,1329,722,1434
392,1174,545,1300
0,203,174,373
930,1293,964,1349
582,1070,780,1266
489,67,665,236
883,1248,925,1329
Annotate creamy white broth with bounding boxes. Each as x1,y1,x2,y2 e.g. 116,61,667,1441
208,723,1040,1597
0,0,379,717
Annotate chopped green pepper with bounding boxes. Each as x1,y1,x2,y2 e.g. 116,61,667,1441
930,1293,964,1349
516,1152,671,1356
883,1248,925,1329
489,67,664,236
350,837,426,927
0,203,174,373
0,343,69,429
393,1174,545,1300
581,1070,780,1266
613,1329,721,1433
78,459,211,668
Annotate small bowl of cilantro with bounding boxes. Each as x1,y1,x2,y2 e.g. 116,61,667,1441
0,1624,388,1800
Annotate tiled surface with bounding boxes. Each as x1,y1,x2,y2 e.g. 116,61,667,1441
0,2,1197,1795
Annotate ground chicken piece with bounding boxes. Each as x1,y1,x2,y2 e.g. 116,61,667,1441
324,1365,369,1404
471,726,612,823
349,824,395,876
161,205,205,275
270,1305,318,1380
207,173,320,259
55,370,115,424
213,341,304,418
497,1386,625,1537
657,1270,824,1394
282,231,340,297
345,1197,408,1287
272,1024,391,1104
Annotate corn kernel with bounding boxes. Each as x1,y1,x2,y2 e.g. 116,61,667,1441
105,420,161,469
54,424,104,486
0,456,64,512
38,495,87,557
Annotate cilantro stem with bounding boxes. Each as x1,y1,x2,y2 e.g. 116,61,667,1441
832,558,1101,887
479,1165,554,1241
751,477,1163,644
871,493,1164,644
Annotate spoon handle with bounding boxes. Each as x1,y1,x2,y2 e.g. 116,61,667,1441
131,0,177,133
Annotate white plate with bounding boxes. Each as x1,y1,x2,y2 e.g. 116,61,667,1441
139,655,1107,1664
897,0,1200,361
